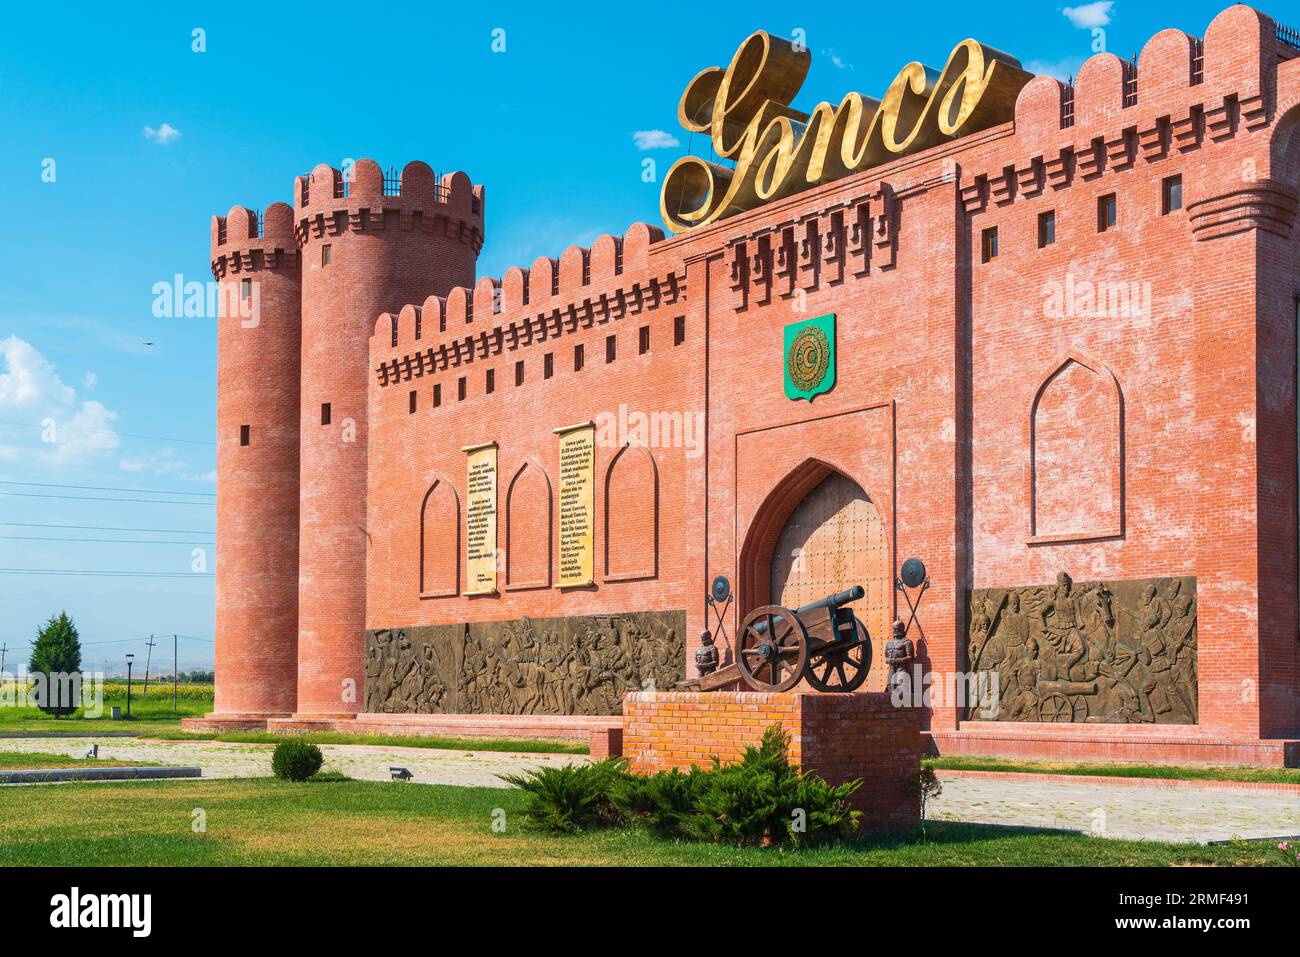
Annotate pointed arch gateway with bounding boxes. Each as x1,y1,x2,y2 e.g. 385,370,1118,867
739,458,891,692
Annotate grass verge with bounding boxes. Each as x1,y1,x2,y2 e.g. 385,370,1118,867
924,755,1300,786
0,751,157,770
0,698,587,755
148,729,589,755
0,777,1291,866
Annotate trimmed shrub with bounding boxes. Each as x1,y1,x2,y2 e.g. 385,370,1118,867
505,726,862,848
686,727,861,847
499,758,626,833
271,739,324,781
608,765,711,840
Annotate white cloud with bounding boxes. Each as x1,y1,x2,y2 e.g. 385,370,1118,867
632,130,681,151
823,49,853,70
1063,1,1113,30
143,123,182,144
119,447,184,475
119,448,212,482
1023,55,1087,82
0,336,119,465
83,372,97,390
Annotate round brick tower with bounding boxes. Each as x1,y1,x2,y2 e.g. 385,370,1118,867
293,159,483,714
210,202,302,717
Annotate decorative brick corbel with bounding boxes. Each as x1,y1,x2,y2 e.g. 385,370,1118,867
822,210,847,285
1016,158,1045,198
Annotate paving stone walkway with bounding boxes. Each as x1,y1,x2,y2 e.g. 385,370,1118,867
0,737,582,788
929,773,1300,843
2,737,1296,843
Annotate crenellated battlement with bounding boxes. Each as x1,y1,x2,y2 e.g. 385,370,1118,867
210,202,300,279
961,5,1291,218
294,159,484,253
369,222,676,386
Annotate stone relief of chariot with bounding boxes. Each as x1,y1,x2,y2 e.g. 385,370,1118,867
967,572,1197,724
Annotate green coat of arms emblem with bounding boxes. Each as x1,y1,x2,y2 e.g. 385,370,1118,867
783,313,836,401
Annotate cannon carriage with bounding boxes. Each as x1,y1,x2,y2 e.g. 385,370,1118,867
685,585,874,693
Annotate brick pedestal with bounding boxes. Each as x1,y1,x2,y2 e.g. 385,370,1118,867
623,691,922,834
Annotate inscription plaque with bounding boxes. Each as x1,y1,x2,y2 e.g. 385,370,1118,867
555,423,595,588
463,442,498,595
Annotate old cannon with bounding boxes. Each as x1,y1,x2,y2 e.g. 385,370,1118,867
731,586,874,692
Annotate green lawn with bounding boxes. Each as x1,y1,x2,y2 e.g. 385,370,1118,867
0,777,1292,866
0,693,588,754
926,755,1300,786
148,729,587,754
0,751,156,770
0,688,210,737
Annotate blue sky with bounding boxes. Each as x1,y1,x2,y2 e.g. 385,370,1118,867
0,0,1251,673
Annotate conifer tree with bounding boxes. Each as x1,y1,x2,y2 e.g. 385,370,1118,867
28,611,82,717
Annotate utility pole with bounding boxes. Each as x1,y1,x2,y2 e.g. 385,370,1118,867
172,634,178,715
143,635,156,695
0,643,7,682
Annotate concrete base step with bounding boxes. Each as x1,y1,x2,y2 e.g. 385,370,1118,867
927,726,1300,768
0,766,202,784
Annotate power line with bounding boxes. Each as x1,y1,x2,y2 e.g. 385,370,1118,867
0,418,215,447
0,492,214,506
0,480,213,498
0,568,214,578
5,635,209,649
0,522,214,535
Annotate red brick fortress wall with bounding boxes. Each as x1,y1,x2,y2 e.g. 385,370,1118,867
623,691,921,834
365,222,697,635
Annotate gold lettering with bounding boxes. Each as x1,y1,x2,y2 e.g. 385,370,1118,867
661,31,1031,233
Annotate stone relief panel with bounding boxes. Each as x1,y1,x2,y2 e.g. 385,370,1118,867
966,572,1196,724
365,610,685,716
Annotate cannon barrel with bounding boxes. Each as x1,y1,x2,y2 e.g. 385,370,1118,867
794,585,865,616
751,585,865,636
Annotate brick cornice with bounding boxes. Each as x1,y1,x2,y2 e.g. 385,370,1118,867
210,245,300,280
1186,178,1299,240
294,204,484,255
373,269,687,388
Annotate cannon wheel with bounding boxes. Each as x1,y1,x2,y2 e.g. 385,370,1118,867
736,605,809,692
806,618,872,692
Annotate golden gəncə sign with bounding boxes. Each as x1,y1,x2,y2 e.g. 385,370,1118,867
660,31,1033,233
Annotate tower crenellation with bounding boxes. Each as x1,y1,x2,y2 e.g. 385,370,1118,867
293,160,484,259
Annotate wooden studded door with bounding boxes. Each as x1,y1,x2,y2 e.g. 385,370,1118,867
770,472,890,692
